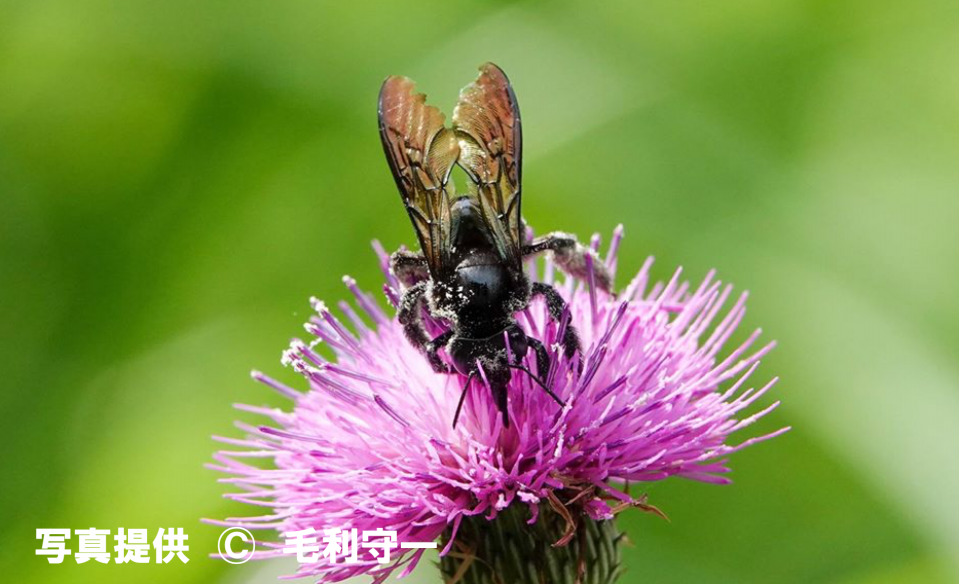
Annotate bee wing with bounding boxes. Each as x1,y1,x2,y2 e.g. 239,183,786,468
378,75,460,279
453,63,524,269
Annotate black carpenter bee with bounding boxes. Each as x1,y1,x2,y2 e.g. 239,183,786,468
378,63,613,428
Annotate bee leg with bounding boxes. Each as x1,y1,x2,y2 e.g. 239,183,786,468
523,232,613,293
397,281,431,354
531,282,584,373
493,383,510,428
425,330,454,374
398,282,453,374
389,249,430,287
526,336,552,380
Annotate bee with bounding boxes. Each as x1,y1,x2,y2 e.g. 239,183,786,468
378,63,613,428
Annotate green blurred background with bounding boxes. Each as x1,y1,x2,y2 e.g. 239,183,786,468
2,0,958,582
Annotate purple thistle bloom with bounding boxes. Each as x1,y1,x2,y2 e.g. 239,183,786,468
210,226,788,583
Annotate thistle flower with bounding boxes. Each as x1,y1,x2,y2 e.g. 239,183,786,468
210,226,788,583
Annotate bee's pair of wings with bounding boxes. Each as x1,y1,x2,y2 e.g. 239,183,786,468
378,63,522,280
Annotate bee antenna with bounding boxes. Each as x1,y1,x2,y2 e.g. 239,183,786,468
508,364,566,407
452,371,475,429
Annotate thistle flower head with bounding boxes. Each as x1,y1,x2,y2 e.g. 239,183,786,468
210,226,787,583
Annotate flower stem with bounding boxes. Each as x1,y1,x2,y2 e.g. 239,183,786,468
438,504,623,584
